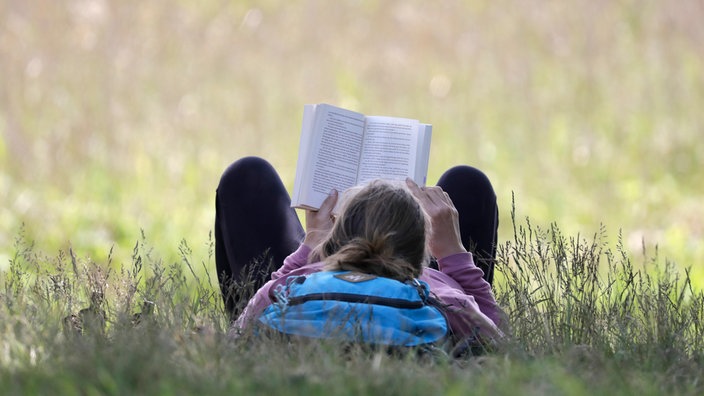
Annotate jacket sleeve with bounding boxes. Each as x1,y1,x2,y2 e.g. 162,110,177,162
271,244,312,280
436,252,501,328
232,245,311,332
233,257,325,334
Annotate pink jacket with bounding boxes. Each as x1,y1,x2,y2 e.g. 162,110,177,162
235,244,502,340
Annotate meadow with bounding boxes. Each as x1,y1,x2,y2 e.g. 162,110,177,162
1,0,703,394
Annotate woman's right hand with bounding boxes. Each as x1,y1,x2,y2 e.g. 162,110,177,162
406,178,467,260
302,189,338,248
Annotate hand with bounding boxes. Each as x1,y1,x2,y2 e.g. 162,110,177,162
406,178,466,259
302,190,338,248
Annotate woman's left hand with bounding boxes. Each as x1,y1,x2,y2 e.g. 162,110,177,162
303,189,338,248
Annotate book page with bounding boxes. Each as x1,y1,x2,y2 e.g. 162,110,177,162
357,116,420,184
291,104,317,206
296,104,366,209
413,124,432,186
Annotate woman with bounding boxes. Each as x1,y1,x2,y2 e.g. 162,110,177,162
215,157,503,345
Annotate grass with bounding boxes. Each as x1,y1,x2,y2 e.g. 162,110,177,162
0,215,702,395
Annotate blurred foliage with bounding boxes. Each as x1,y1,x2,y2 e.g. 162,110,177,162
1,0,702,284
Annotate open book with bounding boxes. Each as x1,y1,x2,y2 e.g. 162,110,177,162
291,104,432,210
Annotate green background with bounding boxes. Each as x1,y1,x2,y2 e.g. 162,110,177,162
1,0,702,285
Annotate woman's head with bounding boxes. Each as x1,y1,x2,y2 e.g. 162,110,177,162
312,180,429,282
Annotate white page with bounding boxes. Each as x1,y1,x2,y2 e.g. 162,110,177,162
413,124,432,186
356,116,420,185
291,104,317,206
299,104,366,209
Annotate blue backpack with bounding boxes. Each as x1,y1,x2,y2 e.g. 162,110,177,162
258,271,449,347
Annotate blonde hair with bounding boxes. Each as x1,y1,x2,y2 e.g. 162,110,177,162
310,180,429,282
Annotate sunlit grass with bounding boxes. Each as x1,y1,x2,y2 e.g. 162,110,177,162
1,215,702,394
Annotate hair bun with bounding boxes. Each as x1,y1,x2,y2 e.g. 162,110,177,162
350,236,391,260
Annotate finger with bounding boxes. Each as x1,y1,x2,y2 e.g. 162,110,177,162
422,186,446,205
426,186,454,208
440,190,454,206
405,177,424,197
317,189,338,215
407,178,435,205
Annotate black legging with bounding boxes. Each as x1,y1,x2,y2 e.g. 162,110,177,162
214,156,498,319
